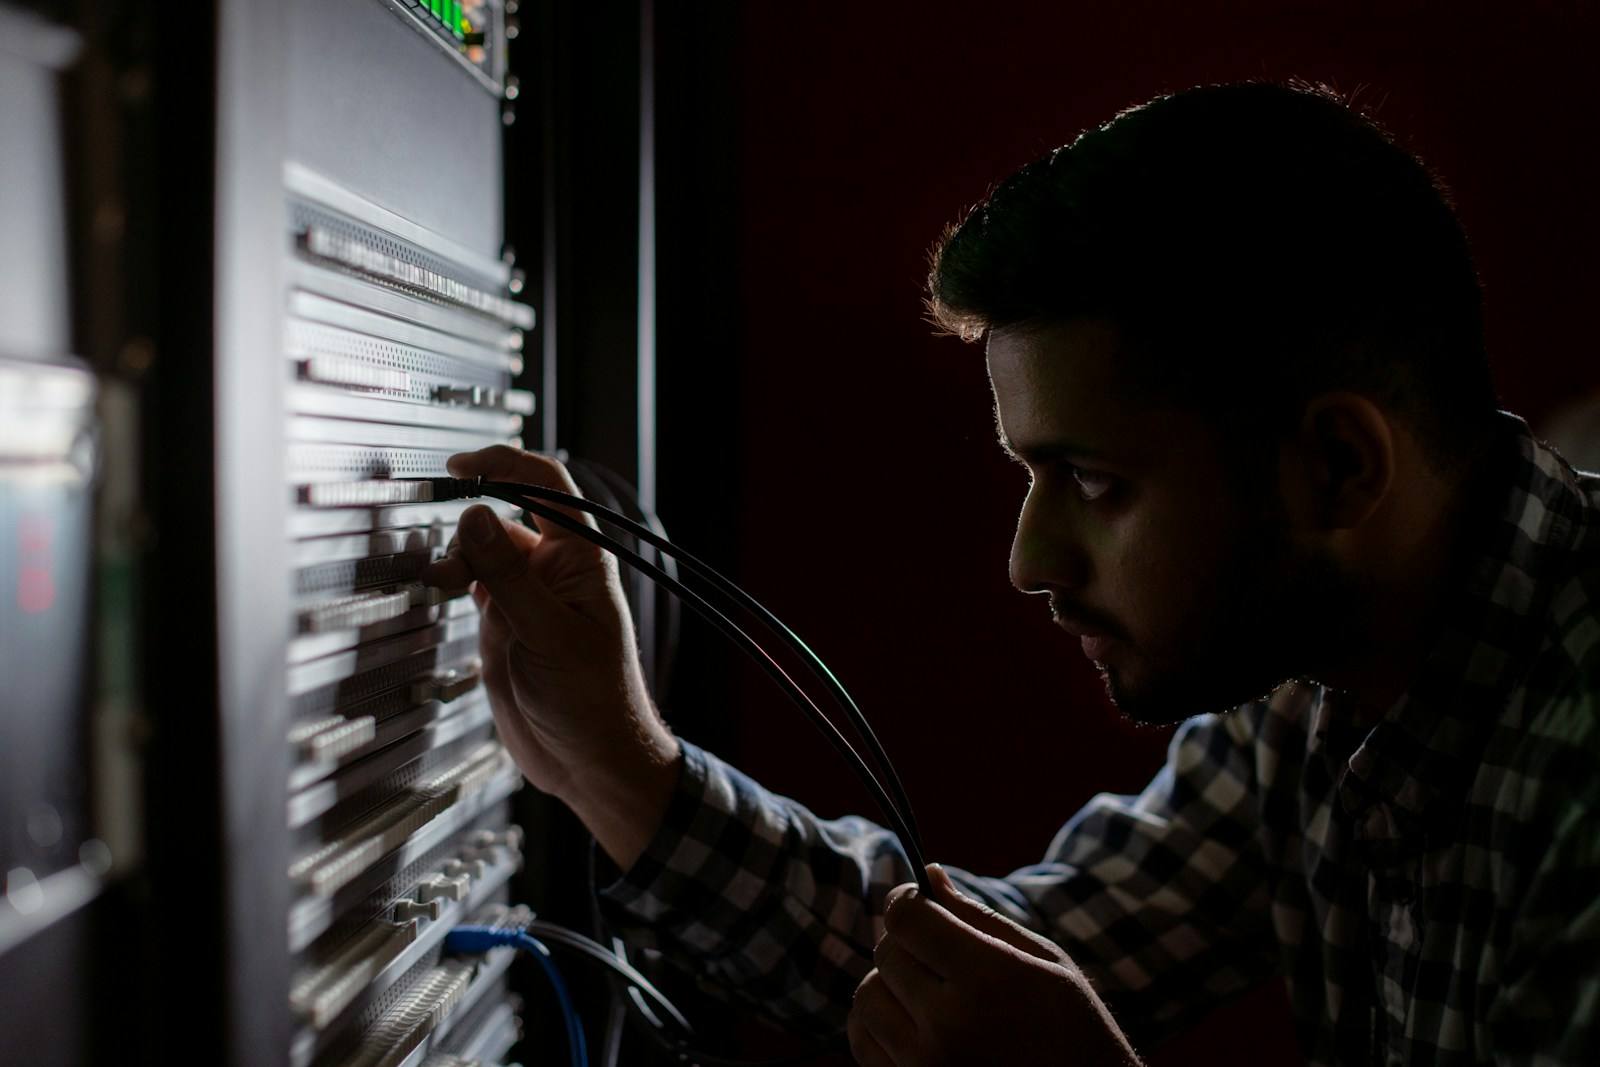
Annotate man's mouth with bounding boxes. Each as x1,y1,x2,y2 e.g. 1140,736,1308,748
1049,601,1123,663
1077,633,1117,663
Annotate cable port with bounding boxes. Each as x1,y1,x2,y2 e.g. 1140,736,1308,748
423,476,483,502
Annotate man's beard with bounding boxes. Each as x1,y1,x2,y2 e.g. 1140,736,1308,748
1103,513,1356,727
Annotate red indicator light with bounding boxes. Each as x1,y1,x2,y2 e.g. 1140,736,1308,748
16,514,55,615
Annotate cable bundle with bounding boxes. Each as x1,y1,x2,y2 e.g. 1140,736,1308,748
445,922,841,1067
425,471,928,1065
423,474,931,893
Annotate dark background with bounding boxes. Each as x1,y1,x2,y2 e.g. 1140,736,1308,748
649,3,1600,1063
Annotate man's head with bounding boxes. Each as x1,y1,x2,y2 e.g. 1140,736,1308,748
929,82,1499,723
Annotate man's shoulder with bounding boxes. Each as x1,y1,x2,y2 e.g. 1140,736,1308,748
1503,620,1600,775
1207,682,1322,776
1523,495,1600,733
1506,452,1600,755
1485,558,1600,825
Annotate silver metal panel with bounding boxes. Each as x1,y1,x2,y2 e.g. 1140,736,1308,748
288,845,522,1067
285,163,509,288
201,2,535,1061
286,770,521,948
285,0,505,260
290,266,519,349
287,498,516,539
289,291,522,372
215,1,294,1062
448,999,520,1062
288,705,495,828
287,623,475,697
286,387,524,436
0,8,77,360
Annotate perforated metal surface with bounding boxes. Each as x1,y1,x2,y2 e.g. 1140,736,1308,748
291,637,479,722
289,200,504,296
278,83,526,1067
302,728,494,846
296,551,433,597
305,809,511,963
288,320,505,405
289,444,452,482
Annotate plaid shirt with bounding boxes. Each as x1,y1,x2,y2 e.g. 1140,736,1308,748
598,413,1600,1066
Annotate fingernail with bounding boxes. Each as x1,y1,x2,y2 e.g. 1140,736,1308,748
463,507,497,545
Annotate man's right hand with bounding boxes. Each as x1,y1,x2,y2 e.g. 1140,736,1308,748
422,445,682,871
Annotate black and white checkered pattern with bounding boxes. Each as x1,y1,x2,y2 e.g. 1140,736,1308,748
599,413,1600,1065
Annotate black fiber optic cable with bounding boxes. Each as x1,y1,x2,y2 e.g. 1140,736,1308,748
570,459,683,694
493,486,932,892
460,477,930,886
487,483,929,879
522,920,695,1034
521,921,846,1067
498,479,919,851
423,475,931,891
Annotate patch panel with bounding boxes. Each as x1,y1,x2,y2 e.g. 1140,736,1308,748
288,698,495,828
280,163,532,1065
291,844,524,1066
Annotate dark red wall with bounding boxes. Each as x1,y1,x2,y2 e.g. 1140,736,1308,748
662,3,1600,1062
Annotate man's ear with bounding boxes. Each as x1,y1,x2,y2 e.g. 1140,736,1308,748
1286,393,1395,530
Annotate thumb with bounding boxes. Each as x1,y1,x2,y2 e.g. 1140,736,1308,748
928,864,1062,963
455,504,570,648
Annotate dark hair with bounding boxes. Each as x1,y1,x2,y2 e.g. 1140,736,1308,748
928,81,1497,467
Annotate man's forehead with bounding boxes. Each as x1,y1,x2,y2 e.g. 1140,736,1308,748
985,319,1135,440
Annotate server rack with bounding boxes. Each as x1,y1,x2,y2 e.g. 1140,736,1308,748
121,0,657,1062
191,1,538,1062
0,0,665,1060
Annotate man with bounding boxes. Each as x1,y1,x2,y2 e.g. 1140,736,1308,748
425,82,1600,1065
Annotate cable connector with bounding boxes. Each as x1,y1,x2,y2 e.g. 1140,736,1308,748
443,923,530,955
425,476,484,502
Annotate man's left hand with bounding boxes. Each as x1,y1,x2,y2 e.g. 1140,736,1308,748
847,865,1141,1067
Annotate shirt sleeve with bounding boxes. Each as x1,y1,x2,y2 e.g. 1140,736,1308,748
598,710,1278,1041
1487,764,1600,1065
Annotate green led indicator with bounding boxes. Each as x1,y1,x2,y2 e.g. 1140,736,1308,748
452,2,465,38
429,0,442,20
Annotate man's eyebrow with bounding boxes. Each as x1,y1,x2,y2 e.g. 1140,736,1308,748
995,430,1103,464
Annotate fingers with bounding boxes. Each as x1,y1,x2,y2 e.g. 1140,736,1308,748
422,508,538,590
448,443,581,491
423,553,474,590
846,1026,896,1067
873,936,943,1016
476,597,515,717
849,970,914,1067
928,864,1064,963
451,505,569,649
447,445,598,539
882,881,1008,978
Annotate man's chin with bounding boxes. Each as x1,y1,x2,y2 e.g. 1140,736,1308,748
1101,670,1194,726
1101,663,1283,726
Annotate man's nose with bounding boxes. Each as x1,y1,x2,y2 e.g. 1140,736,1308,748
1009,492,1089,594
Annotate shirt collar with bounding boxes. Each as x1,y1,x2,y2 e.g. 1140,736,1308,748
1339,411,1589,828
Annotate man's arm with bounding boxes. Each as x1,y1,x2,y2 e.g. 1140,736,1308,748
1488,755,1600,1065
596,708,1282,1044
421,445,684,872
428,444,1279,1043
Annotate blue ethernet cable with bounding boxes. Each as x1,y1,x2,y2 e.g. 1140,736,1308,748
445,926,588,1067
449,921,845,1066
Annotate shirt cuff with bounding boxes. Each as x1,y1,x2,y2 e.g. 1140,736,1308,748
594,739,721,912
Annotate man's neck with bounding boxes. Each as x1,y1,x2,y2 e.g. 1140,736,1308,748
1314,457,1489,720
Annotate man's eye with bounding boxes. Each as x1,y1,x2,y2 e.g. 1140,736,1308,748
1070,467,1117,501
